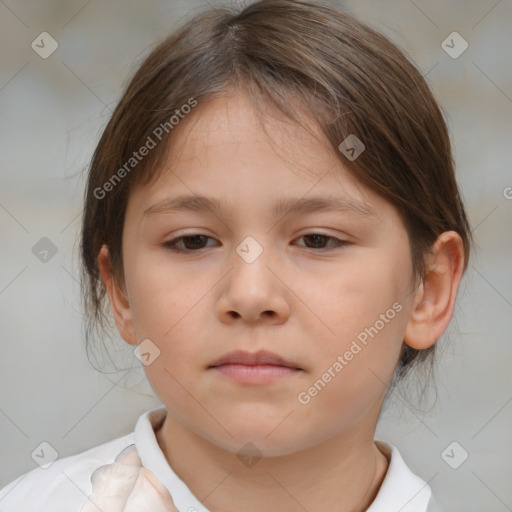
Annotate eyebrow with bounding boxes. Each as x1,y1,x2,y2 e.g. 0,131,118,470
143,194,378,219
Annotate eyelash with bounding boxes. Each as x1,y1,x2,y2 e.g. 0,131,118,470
163,233,348,253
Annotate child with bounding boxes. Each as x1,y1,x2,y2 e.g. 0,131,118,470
0,0,472,510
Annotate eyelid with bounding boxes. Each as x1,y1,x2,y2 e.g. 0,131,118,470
294,233,349,251
163,233,218,252
163,231,349,253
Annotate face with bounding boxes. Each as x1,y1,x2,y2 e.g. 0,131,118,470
116,92,418,456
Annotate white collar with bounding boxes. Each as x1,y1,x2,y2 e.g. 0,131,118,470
135,406,210,512
135,406,433,512
367,441,432,511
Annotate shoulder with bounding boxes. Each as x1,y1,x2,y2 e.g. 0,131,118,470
0,432,134,512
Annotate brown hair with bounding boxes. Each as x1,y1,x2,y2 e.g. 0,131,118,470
80,0,472,379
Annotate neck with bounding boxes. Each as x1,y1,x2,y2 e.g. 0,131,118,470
156,416,389,512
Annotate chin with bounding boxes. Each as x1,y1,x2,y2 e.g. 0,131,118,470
201,421,311,458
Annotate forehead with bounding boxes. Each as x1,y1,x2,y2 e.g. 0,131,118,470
165,92,331,178
128,92,396,224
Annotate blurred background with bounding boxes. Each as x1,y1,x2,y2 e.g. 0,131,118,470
0,0,511,510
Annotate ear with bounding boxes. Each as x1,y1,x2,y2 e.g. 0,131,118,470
97,245,138,346
404,231,465,350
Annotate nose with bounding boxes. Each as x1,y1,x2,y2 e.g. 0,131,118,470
216,242,290,325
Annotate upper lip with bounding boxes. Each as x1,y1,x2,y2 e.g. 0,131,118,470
209,350,301,369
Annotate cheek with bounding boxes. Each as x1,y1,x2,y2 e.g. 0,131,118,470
315,256,405,340
300,253,408,399
125,250,199,339
296,304,405,437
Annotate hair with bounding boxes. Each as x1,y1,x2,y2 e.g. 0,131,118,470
80,0,473,382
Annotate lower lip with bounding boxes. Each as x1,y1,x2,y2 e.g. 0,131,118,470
211,364,300,384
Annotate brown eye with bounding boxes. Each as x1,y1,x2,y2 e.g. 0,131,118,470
297,234,347,250
164,235,215,252
163,233,348,254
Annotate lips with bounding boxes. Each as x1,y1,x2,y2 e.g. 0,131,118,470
209,350,301,369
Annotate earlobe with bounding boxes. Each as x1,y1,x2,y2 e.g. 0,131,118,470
403,231,465,350
97,245,138,346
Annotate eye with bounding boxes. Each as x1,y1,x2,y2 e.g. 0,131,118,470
163,234,217,252
295,233,348,251
163,233,348,253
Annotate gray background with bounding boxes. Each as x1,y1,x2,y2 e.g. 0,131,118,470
1,1,511,510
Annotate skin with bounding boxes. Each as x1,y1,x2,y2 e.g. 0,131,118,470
98,92,465,512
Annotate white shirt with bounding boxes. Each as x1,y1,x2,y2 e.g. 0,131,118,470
0,406,442,511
